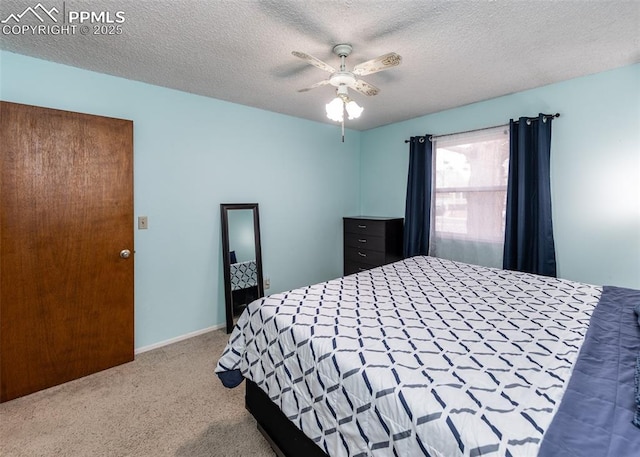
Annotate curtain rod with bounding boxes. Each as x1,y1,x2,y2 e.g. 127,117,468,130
403,113,560,143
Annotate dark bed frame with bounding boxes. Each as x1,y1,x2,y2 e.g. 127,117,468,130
245,379,328,457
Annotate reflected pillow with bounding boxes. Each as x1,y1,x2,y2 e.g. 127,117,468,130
230,250,237,264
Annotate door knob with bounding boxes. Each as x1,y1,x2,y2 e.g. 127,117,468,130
120,249,131,259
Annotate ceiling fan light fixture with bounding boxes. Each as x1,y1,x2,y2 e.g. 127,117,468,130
326,85,363,122
325,97,344,122
345,100,363,120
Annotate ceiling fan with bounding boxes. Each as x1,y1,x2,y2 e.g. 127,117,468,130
292,44,402,131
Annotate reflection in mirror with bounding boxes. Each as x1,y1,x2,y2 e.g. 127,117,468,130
220,203,264,333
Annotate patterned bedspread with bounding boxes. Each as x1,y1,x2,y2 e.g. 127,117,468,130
230,260,257,291
216,256,602,456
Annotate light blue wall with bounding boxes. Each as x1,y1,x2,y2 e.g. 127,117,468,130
361,64,640,289
0,51,361,349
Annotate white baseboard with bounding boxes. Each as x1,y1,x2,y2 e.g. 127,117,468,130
134,323,225,355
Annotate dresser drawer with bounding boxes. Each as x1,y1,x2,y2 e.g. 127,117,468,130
344,261,375,276
344,218,386,237
345,246,385,266
344,232,385,251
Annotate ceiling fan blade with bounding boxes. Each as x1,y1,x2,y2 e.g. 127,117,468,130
297,79,331,93
351,79,380,96
292,51,336,74
352,52,402,76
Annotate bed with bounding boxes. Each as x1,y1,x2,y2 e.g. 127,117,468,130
216,256,640,456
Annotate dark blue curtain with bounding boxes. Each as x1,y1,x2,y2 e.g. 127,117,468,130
503,114,557,277
403,135,432,258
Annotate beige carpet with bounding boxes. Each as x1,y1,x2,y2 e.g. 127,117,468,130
0,329,274,457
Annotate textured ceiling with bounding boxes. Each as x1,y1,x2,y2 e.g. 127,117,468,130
1,0,639,130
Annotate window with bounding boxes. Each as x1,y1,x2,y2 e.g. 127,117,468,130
429,126,509,268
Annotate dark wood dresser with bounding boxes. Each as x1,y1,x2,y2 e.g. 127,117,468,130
343,216,404,275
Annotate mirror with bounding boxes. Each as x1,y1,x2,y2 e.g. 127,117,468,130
220,203,264,333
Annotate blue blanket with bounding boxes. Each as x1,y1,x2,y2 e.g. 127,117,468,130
538,285,640,456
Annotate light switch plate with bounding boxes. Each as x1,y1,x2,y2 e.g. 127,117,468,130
138,216,148,230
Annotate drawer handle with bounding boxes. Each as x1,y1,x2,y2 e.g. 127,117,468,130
358,239,367,243
358,252,367,257
358,224,367,229
358,268,367,271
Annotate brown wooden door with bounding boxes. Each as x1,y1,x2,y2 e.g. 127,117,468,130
0,101,134,402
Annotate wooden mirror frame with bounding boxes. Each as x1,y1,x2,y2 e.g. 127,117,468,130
220,203,264,334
